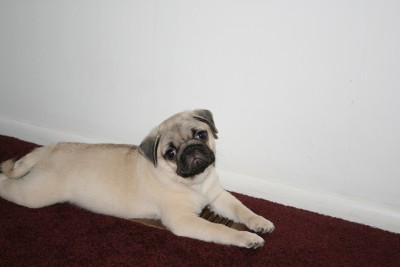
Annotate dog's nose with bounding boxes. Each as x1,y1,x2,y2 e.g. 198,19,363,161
182,144,208,167
176,142,215,178
182,144,205,158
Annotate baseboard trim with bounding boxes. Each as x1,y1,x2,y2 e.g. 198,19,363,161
219,169,400,234
0,115,111,145
1,116,399,233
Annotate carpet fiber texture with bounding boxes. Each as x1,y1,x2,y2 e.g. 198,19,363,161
1,135,399,266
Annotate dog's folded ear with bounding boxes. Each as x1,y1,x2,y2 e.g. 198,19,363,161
139,134,160,167
193,109,218,139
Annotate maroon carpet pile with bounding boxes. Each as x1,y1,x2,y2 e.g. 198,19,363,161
1,135,400,266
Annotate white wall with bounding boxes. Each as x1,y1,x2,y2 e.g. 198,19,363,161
1,1,400,232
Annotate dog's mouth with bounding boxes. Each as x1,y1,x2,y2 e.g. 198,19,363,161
176,143,215,178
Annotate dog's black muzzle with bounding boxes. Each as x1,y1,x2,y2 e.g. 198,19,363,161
176,140,215,178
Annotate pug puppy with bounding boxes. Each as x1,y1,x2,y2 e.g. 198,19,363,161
0,109,274,248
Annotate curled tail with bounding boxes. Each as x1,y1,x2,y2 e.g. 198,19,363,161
1,146,51,179
1,160,18,178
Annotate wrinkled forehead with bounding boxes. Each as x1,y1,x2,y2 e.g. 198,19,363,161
158,117,209,146
160,118,199,139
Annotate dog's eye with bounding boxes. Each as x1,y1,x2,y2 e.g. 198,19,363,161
165,148,177,160
195,130,208,141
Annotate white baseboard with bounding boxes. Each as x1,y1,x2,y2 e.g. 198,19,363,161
0,115,111,145
218,169,400,234
1,116,399,234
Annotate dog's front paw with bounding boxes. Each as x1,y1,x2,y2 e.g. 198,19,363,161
236,231,265,249
247,215,275,234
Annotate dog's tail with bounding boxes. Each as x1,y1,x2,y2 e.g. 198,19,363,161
1,146,51,179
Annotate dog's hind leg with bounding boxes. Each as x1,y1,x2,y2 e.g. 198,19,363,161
0,170,66,208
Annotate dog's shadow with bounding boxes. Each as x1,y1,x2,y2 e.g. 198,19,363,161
130,206,248,231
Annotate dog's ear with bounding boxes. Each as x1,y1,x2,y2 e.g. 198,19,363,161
193,109,218,139
139,133,160,167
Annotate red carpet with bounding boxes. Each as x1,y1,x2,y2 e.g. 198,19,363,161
1,135,400,266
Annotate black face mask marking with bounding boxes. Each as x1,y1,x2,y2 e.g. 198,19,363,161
176,142,215,178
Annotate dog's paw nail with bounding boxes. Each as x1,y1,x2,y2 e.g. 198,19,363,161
248,216,275,235
263,223,275,234
251,240,265,249
248,238,265,249
238,232,265,249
